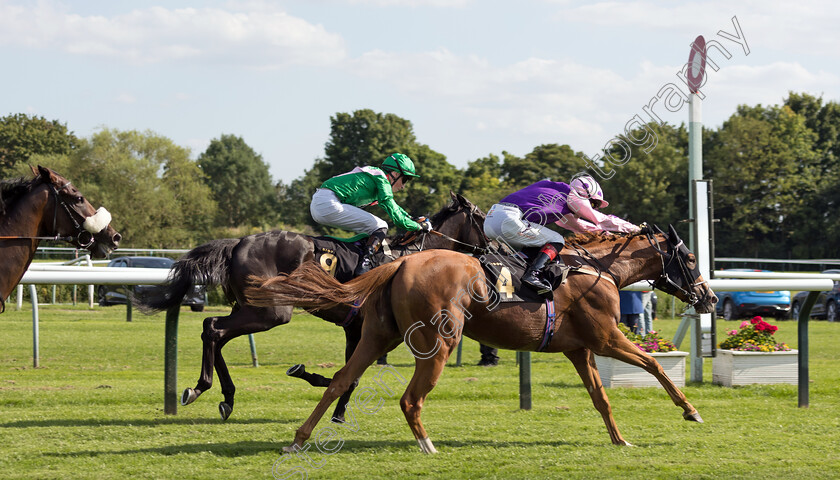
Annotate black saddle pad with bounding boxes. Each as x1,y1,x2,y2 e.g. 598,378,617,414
478,251,572,303
312,236,365,283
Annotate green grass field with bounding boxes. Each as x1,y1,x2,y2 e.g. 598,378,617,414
1,304,839,479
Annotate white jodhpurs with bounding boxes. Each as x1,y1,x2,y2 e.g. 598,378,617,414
484,203,566,250
310,188,388,235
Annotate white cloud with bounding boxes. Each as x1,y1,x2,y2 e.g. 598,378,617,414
0,1,347,67
114,93,137,104
556,0,840,58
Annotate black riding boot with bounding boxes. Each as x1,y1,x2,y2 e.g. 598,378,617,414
521,243,566,294
354,228,387,276
521,253,553,293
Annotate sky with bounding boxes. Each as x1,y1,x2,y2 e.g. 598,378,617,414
2,0,838,185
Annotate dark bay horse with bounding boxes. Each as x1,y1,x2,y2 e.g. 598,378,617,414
0,166,121,313
246,225,717,451
137,192,489,421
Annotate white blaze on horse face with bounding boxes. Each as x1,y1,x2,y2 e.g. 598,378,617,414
83,207,112,234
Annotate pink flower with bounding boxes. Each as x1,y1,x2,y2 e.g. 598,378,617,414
728,329,738,336
740,321,750,329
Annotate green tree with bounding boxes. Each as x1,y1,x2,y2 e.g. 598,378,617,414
501,144,590,188
198,134,277,228
281,109,458,234
706,104,818,258
600,123,689,230
783,93,840,257
30,128,217,248
458,153,510,212
0,114,78,178
322,110,416,179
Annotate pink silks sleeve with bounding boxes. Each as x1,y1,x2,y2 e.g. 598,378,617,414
555,191,640,234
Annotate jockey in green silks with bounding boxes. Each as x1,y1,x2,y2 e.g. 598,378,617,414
310,153,431,276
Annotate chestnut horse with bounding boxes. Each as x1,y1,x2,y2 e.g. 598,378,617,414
137,193,489,422
246,225,717,451
0,166,121,313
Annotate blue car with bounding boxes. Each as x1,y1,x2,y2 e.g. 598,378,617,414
715,269,791,320
790,269,840,322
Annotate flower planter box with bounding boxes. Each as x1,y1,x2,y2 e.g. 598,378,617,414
594,351,688,388
712,349,798,387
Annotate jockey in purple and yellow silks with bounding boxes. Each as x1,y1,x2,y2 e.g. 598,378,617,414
310,153,431,276
484,174,640,295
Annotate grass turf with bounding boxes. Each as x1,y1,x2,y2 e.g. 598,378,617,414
1,304,839,479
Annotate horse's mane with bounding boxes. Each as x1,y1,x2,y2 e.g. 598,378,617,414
566,230,647,246
0,176,36,217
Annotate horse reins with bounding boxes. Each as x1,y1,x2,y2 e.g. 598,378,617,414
414,203,490,255
568,242,621,287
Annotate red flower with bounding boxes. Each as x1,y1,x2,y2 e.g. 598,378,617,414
750,316,762,325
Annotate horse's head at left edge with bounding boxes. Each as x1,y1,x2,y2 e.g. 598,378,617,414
36,165,121,258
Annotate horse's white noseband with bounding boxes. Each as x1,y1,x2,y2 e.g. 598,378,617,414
83,207,111,234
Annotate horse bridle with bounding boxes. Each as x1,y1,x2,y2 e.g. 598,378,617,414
427,203,490,255
0,180,96,247
644,230,710,307
49,181,100,247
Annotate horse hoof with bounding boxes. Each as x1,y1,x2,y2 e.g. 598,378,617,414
286,364,305,378
417,437,438,454
219,402,233,421
330,415,346,424
281,444,298,454
683,411,704,423
181,388,198,406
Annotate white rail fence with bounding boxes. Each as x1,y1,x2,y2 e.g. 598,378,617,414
9,267,835,414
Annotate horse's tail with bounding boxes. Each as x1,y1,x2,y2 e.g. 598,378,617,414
245,259,404,311
135,238,240,313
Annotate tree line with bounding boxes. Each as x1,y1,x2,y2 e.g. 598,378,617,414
1,92,838,259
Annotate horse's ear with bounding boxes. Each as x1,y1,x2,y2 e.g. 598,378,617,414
449,191,458,203
455,192,471,207
667,224,681,245
37,165,54,182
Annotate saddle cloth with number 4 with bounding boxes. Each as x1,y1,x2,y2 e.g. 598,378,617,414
478,250,576,303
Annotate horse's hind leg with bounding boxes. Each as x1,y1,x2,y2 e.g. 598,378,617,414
564,348,630,446
400,346,453,454
283,329,399,453
600,334,701,422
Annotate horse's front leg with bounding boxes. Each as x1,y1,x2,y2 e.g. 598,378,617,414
330,320,363,423
564,348,630,446
599,334,702,422
214,306,293,421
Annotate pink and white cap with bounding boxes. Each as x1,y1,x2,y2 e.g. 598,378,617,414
570,174,608,208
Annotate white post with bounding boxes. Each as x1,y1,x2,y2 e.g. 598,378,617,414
30,285,39,368
85,255,94,308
